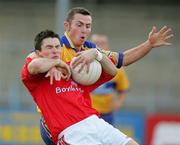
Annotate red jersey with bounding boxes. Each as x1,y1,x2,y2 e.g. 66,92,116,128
21,57,113,143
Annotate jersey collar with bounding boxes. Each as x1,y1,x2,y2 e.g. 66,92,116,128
60,32,97,52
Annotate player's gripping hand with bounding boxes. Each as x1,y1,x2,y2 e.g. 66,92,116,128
71,49,98,73
45,60,71,85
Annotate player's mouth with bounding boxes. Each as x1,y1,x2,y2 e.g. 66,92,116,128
52,56,59,59
80,36,85,41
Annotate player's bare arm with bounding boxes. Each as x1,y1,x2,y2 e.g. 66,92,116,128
99,54,117,76
71,49,117,76
122,26,173,66
28,57,70,75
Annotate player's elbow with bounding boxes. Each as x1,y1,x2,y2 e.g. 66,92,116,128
111,67,118,76
105,67,117,77
28,61,41,74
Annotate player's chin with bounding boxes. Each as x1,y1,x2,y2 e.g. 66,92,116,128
76,41,84,47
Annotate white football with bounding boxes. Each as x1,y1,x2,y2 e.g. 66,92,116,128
70,58,102,85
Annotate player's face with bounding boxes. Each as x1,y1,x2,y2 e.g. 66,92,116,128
65,13,92,48
39,37,61,59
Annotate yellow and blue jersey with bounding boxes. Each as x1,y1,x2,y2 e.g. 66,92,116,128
60,32,97,62
91,68,129,113
37,32,124,113
60,32,123,67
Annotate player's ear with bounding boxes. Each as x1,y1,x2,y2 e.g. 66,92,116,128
64,21,70,31
35,50,41,56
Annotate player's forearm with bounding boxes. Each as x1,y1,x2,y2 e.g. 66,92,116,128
28,58,61,74
122,40,152,66
99,54,118,76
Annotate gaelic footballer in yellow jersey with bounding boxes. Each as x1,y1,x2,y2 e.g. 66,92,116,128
60,32,122,66
91,68,129,124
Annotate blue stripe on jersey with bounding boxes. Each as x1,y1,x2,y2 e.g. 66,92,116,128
84,40,96,48
92,82,115,95
117,52,124,68
60,35,96,49
60,35,72,48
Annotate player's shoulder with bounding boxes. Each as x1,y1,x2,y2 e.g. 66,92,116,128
26,52,38,59
84,40,96,49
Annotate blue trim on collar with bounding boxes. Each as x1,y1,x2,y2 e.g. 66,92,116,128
84,40,96,48
60,35,72,48
60,35,96,49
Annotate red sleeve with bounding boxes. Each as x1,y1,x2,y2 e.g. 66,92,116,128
21,57,44,91
21,57,33,81
86,56,116,92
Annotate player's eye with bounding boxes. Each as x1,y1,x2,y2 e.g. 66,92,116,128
86,24,91,29
56,45,61,49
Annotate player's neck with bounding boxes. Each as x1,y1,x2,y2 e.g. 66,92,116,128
75,46,83,51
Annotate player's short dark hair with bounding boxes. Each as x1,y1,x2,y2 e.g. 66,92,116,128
66,7,91,23
34,30,60,51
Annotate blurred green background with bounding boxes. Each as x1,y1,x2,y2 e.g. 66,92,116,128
0,0,179,144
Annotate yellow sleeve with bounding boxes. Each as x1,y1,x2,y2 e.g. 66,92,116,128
112,68,129,92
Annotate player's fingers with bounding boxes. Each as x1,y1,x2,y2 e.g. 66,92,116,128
54,71,58,81
61,65,70,76
59,72,63,81
66,67,71,80
64,64,71,74
65,69,71,80
86,63,90,73
162,28,172,37
164,42,172,46
78,62,86,73
58,72,63,81
66,73,71,81
159,26,168,34
61,73,67,79
50,73,53,85
57,71,63,81
164,34,174,41
45,72,49,78
149,26,157,37
72,57,83,69
58,72,62,81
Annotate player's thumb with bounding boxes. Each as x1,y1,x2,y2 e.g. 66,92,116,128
149,26,157,37
45,72,50,78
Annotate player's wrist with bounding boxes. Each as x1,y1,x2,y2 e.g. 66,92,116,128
55,59,62,67
146,39,154,49
95,49,103,61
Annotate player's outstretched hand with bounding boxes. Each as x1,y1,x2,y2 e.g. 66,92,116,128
148,26,173,48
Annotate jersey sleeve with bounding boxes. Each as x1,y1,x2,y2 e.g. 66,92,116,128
112,68,129,92
99,49,124,69
21,57,33,81
21,57,44,91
